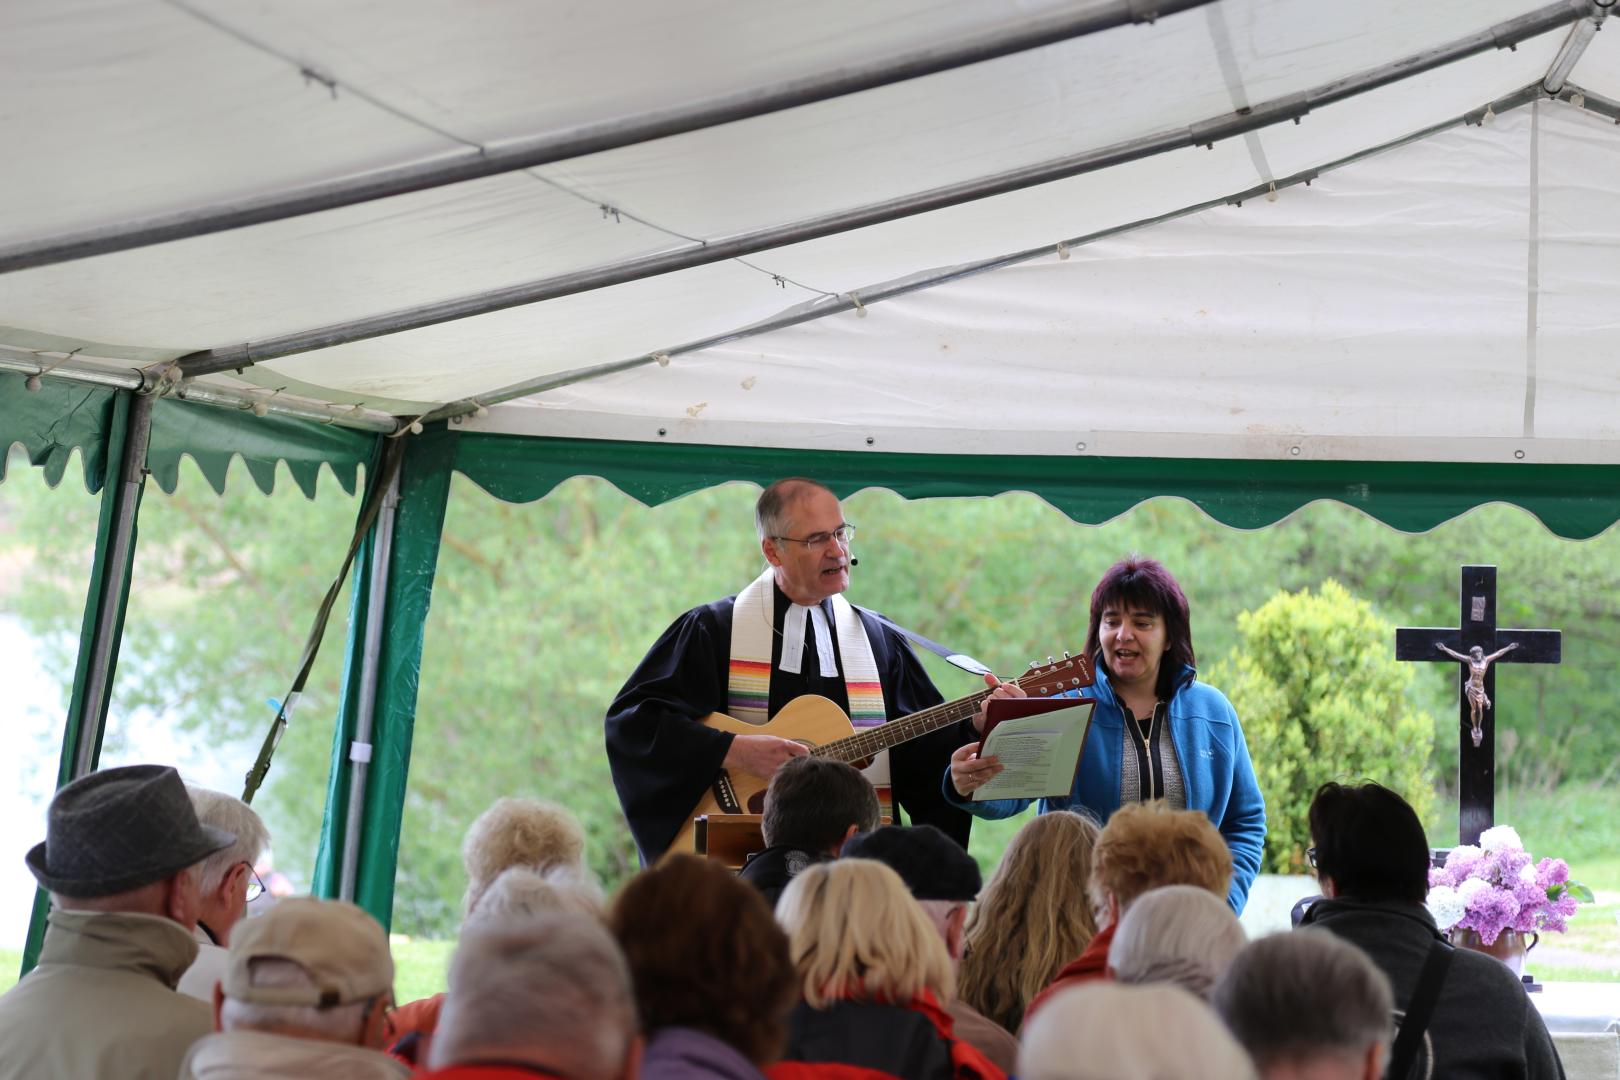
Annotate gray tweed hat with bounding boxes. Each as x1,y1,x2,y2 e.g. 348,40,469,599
26,764,235,898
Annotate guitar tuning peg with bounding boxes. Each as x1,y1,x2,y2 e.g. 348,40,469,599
1029,660,1040,669
1047,656,1055,665
1063,651,1071,659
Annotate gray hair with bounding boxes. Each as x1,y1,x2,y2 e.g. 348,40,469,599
1212,929,1394,1073
1107,885,1247,1000
187,786,270,895
464,865,604,930
1020,982,1258,1080
754,477,832,541
430,912,638,1079
218,958,371,1043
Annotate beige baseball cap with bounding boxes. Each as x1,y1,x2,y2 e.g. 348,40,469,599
224,897,394,1007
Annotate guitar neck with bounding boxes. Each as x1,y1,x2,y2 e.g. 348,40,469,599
812,654,1091,764
814,690,993,765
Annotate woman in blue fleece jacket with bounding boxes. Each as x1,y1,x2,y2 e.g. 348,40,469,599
946,557,1266,913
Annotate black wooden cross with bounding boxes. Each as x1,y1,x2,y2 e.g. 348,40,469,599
1395,566,1560,846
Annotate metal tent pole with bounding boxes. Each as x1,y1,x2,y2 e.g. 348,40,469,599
338,465,401,902
0,350,399,433
172,0,1598,381
1544,0,1613,93
71,392,155,777
0,0,1218,275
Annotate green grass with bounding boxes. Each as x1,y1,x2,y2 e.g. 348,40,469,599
0,948,19,994
391,936,455,1003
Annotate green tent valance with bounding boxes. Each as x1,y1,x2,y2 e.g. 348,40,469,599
0,376,376,498
147,398,373,498
0,374,117,491
453,433,1620,541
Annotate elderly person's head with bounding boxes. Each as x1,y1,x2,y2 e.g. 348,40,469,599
1021,983,1257,1080
777,859,953,1009
609,855,797,1067
29,764,234,928
1091,801,1232,928
959,809,1100,1033
1307,782,1429,904
1213,930,1393,1080
460,797,589,916
429,912,640,1080
464,865,603,930
762,756,880,855
186,787,270,944
1107,885,1246,1000
840,824,980,963
217,897,394,1048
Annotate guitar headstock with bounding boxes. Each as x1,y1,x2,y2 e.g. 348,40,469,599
1012,652,1094,697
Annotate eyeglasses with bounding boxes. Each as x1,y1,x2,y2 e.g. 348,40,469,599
772,523,856,548
243,864,266,903
1306,847,1318,869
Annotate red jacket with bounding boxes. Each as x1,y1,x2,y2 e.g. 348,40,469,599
1022,922,1115,1025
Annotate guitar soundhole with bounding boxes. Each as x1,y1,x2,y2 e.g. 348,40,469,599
747,792,766,813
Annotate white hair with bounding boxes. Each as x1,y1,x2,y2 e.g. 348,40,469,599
218,958,371,1043
430,912,637,1079
187,786,271,894
1107,885,1247,1000
52,864,200,915
1020,983,1258,1080
464,865,604,930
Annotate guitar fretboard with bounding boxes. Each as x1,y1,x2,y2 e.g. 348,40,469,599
810,656,1090,763
812,689,992,764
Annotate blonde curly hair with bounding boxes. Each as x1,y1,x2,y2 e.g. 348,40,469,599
959,810,1100,1033
461,797,588,916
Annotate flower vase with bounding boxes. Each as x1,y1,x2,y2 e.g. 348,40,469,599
1448,928,1539,977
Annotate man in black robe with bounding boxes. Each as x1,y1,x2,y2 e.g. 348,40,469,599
605,478,972,864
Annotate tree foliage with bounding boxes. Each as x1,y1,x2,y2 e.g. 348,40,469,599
1207,581,1435,873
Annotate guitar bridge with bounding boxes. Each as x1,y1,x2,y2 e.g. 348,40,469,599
712,770,742,814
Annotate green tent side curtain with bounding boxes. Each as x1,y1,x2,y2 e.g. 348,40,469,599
452,433,1620,542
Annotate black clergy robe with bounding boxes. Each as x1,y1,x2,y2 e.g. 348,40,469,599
605,588,973,863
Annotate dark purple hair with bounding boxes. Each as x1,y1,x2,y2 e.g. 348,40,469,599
1084,556,1196,700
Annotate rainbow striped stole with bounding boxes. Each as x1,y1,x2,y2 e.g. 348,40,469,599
727,568,885,728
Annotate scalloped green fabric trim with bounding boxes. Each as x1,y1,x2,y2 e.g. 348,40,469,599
1,375,375,498
452,433,1620,541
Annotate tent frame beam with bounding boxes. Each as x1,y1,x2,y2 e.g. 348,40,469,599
0,0,1217,276
0,348,399,433
439,85,1549,421
1543,0,1613,93
172,0,1601,382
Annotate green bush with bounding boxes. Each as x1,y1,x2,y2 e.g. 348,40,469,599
1207,581,1434,873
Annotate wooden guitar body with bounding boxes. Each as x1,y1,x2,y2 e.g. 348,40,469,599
664,695,855,861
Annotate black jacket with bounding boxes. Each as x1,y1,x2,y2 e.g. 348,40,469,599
1301,897,1565,1079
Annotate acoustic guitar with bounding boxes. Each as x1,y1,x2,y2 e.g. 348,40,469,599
665,652,1094,859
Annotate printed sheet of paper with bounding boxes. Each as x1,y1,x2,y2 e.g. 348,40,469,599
972,696,1093,802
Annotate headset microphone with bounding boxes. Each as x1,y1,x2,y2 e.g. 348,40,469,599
850,557,860,567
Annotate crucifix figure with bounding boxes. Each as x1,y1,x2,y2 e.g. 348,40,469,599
1434,641,1519,748
1396,566,1560,845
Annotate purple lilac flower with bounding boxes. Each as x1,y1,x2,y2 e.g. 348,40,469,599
1536,858,1570,889
1464,888,1521,945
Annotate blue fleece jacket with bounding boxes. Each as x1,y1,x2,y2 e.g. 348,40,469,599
943,665,1266,912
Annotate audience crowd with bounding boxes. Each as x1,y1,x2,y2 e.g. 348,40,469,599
0,763,1567,1079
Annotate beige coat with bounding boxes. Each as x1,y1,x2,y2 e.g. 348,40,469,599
178,1030,411,1079
0,909,212,1080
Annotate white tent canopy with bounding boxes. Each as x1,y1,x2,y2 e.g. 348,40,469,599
4,0,1618,463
